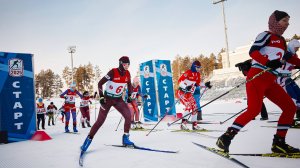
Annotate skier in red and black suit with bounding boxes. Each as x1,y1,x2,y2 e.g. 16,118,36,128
80,91,96,128
80,56,135,153
217,10,300,153
60,82,83,133
177,60,212,130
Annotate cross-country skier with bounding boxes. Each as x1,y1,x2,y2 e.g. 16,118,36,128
47,102,57,126
276,39,300,121
79,91,96,128
60,82,83,133
235,59,269,120
36,98,46,130
177,60,212,130
127,77,148,129
80,56,135,154
216,10,300,153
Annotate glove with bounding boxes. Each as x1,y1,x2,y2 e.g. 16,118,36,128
283,51,293,60
266,59,282,70
127,97,132,103
205,81,212,89
186,85,192,91
99,97,106,105
143,94,149,99
294,66,300,69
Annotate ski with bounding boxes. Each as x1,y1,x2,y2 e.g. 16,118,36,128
65,132,80,134
170,129,223,133
192,142,249,168
230,153,300,158
105,144,179,153
130,128,162,132
79,151,85,167
261,125,300,129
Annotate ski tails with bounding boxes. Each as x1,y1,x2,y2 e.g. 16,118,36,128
192,142,249,168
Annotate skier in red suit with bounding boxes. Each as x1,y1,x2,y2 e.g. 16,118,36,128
217,10,300,154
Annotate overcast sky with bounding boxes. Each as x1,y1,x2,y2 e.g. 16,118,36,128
0,0,299,76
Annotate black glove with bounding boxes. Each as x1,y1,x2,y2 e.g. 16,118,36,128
143,94,149,99
283,51,293,61
99,97,106,105
205,81,212,89
186,85,192,91
266,59,282,70
127,97,132,103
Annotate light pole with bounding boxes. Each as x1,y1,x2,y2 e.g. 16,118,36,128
68,46,76,83
213,0,230,68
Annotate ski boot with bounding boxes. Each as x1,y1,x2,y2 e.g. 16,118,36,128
131,122,137,130
81,135,93,152
73,126,78,133
136,122,143,129
192,123,205,131
86,120,91,127
271,134,300,153
180,119,189,130
65,126,70,133
82,122,86,128
122,134,134,146
216,128,237,153
260,117,268,120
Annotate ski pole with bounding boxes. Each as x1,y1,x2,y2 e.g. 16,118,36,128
220,107,247,124
199,87,208,99
220,70,300,125
115,117,123,131
167,68,271,127
146,91,187,136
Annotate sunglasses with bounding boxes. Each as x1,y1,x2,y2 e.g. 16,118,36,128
195,66,201,69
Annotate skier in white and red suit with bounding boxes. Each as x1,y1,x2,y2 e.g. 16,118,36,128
80,91,96,128
177,60,212,130
60,82,83,133
80,56,135,154
127,77,148,129
217,10,300,154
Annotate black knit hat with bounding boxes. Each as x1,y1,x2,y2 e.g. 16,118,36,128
274,10,289,21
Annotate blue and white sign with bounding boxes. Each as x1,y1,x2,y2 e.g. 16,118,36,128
139,60,158,121
0,52,36,142
155,60,176,117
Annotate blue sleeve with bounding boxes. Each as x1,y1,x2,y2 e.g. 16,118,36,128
60,90,68,97
76,90,83,98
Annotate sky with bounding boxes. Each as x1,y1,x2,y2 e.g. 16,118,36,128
0,0,299,77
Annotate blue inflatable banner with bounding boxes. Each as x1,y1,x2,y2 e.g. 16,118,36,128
0,52,36,142
154,60,176,117
139,60,158,121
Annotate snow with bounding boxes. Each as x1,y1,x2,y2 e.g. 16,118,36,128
0,98,299,168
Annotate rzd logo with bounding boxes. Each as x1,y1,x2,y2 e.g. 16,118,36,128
9,58,24,77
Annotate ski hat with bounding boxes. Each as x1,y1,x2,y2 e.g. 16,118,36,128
83,91,89,96
132,76,140,87
50,102,54,105
191,60,201,72
70,81,76,88
38,98,43,103
119,56,130,65
268,10,290,36
287,39,300,54
119,56,130,72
